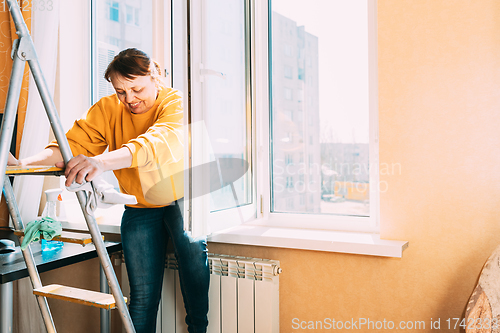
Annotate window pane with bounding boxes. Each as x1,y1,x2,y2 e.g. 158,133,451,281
203,0,252,212
271,0,370,217
93,0,153,103
92,0,153,188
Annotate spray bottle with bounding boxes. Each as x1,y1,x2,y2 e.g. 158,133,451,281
41,188,64,252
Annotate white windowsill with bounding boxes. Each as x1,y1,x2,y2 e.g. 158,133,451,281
59,199,408,258
208,225,408,258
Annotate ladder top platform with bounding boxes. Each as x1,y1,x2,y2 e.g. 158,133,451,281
6,165,64,176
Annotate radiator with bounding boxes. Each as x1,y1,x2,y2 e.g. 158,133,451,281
156,253,281,333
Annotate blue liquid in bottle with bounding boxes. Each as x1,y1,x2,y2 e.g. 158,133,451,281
41,238,63,251
41,189,64,252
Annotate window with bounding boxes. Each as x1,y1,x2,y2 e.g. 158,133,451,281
187,0,255,236
297,110,303,122
298,67,305,80
135,8,141,26
92,0,153,103
58,0,392,253
297,89,303,103
171,0,379,238
125,5,141,26
126,5,133,24
299,194,305,205
107,37,120,47
108,1,119,22
268,0,379,232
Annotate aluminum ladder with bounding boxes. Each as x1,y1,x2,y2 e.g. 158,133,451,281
0,1,135,332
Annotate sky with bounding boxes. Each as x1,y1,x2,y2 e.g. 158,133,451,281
272,0,371,144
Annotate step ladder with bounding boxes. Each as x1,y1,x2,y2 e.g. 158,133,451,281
0,1,136,332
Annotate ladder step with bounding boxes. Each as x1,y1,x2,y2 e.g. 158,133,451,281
14,230,104,246
6,165,64,176
33,284,126,310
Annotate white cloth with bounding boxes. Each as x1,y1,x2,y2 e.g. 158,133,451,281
66,176,137,214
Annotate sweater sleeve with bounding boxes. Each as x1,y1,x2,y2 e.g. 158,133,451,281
123,91,184,170
46,103,109,157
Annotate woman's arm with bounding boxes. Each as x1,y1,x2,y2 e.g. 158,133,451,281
9,145,132,187
8,147,64,166
55,147,132,186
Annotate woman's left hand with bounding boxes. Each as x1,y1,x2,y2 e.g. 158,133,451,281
7,152,19,166
56,154,104,187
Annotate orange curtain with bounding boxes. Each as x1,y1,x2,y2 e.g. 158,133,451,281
0,2,31,227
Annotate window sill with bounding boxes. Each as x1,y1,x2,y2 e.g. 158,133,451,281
60,198,408,258
208,225,408,258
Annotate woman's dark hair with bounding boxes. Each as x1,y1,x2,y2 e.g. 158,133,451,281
104,48,161,83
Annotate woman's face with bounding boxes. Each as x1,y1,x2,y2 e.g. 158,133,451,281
110,74,158,114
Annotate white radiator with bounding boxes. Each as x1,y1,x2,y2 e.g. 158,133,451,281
157,253,281,333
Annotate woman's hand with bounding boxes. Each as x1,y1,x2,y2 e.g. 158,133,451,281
7,152,19,166
56,154,105,187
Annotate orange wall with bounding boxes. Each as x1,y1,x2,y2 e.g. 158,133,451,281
210,1,500,332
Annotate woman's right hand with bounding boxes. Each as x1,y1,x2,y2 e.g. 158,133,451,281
56,154,105,187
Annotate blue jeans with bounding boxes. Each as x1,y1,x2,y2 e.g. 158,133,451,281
121,201,209,333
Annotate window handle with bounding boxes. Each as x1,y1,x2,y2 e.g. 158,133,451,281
199,64,227,82
200,68,227,79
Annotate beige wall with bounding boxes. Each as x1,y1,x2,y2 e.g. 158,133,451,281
210,0,500,332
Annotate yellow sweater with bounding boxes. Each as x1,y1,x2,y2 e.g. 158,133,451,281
48,87,184,208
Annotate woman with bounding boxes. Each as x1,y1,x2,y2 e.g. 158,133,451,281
9,48,209,333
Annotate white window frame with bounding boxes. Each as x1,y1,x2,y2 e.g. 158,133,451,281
246,0,380,234
180,0,381,236
186,0,258,238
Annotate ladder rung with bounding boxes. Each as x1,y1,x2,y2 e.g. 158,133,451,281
33,284,126,310
6,165,64,176
14,230,104,246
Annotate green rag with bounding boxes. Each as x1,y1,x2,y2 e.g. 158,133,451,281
20,217,62,250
